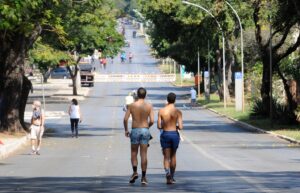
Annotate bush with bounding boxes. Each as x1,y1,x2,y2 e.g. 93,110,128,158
250,98,298,124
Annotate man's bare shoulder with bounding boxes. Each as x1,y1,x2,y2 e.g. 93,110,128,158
176,108,182,115
144,101,153,109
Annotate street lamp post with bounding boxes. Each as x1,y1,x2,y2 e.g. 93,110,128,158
182,1,227,108
225,1,244,112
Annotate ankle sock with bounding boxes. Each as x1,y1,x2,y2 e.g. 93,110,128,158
142,171,146,178
165,168,170,175
133,166,137,173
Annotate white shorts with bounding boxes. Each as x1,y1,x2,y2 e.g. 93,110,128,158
30,125,44,140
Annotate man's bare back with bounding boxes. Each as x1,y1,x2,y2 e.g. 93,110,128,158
129,100,154,128
158,104,182,131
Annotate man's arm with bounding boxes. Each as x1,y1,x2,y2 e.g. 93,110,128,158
41,110,45,127
148,105,154,128
123,106,131,137
177,110,183,130
157,110,162,129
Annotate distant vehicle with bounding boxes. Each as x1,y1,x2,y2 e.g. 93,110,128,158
50,67,70,79
79,64,93,72
125,40,130,47
80,71,94,87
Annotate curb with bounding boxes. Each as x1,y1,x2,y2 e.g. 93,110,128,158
204,106,300,145
0,135,30,160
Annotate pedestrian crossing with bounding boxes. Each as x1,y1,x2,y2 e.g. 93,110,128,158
24,111,67,121
94,73,176,82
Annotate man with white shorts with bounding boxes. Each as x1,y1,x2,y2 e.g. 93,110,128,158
30,100,45,155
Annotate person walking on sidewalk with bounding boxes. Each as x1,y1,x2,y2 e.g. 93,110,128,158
30,100,45,155
190,87,197,109
157,92,183,184
123,87,154,185
68,99,82,138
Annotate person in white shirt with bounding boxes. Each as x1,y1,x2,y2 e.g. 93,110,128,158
190,87,197,109
68,99,82,138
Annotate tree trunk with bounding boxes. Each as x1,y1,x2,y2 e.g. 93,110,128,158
0,67,24,132
72,76,78,96
277,68,298,113
66,60,80,96
260,54,271,116
19,75,33,132
215,45,224,101
0,25,41,132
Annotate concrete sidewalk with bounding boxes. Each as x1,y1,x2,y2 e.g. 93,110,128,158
0,134,29,160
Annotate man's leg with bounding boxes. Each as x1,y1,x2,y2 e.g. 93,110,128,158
170,149,177,181
163,148,173,184
130,144,139,183
140,144,148,183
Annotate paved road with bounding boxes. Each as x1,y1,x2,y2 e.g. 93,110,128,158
1,24,300,193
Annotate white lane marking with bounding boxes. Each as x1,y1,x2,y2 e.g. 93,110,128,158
182,133,275,193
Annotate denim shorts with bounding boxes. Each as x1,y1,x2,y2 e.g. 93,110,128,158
130,128,151,145
160,131,180,149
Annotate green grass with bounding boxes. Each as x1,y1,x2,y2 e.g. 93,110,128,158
198,94,300,141
159,64,194,87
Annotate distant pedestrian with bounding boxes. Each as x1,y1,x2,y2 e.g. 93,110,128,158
121,52,126,63
123,87,154,185
190,87,197,108
157,93,183,184
129,52,133,63
102,57,107,69
68,99,82,138
30,100,45,155
123,92,134,112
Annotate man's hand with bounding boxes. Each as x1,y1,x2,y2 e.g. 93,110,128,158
125,131,130,137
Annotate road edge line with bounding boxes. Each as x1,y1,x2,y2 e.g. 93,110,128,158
204,106,300,145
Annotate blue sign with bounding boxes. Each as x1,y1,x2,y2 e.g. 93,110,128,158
204,71,209,78
235,72,243,80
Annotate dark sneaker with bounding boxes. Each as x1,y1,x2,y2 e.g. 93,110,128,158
129,173,138,184
166,174,173,184
141,177,148,185
36,151,40,155
172,178,176,184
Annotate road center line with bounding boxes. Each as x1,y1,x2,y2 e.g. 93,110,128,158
182,133,275,193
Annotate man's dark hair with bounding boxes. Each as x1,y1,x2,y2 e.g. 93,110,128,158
72,98,78,105
167,92,176,104
137,87,147,99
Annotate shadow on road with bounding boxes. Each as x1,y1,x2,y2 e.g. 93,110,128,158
0,170,299,193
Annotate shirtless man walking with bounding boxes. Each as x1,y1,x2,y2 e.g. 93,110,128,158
157,92,183,184
123,87,154,185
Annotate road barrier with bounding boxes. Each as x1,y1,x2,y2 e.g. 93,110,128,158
94,74,176,82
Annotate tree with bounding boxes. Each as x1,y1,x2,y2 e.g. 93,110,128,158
0,0,123,132
29,40,72,82
0,0,66,132
55,0,124,95
253,0,300,120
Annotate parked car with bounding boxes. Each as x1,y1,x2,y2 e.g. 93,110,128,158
50,67,70,79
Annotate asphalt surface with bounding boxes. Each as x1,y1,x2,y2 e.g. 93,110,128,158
1,24,300,193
